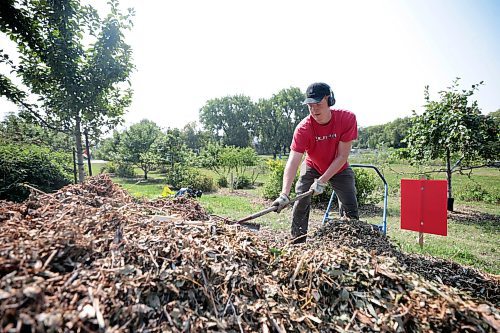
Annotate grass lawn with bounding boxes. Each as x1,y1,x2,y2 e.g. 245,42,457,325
99,160,500,275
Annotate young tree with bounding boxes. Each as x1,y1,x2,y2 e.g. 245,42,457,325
198,143,259,190
0,0,134,182
403,79,499,211
120,119,163,180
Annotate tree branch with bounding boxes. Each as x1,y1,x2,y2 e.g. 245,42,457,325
388,162,499,177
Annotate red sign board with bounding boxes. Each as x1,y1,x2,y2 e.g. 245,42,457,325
400,179,448,236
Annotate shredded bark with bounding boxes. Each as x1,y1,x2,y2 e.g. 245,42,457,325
1,175,498,332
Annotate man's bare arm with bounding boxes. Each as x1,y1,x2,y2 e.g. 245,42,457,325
281,150,304,196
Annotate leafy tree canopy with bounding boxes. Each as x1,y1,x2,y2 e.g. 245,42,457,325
199,95,256,147
0,0,134,182
402,79,499,210
255,87,307,157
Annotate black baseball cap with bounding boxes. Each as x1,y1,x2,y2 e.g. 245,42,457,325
303,82,331,104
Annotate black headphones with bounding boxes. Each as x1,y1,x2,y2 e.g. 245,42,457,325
327,85,336,107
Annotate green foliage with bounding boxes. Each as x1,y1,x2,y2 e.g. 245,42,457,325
232,175,252,189
120,119,163,179
353,168,381,205
115,163,136,178
455,183,499,204
262,159,290,199
255,87,308,156
164,166,215,192
103,161,135,178
94,131,122,161
0,0,134,182
0,144,72,202
155,128,193,168
356,117,411,149
199,95,256,147
403,79,499,208
404,80,498,165
179,121,212,152
101,162,116,174
0,114,73,152
180,170,216,193
198,143,259,190
217,176,228,188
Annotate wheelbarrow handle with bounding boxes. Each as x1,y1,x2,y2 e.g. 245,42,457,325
237,190,314,224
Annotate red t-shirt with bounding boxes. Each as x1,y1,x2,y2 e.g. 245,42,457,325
290,109,357,175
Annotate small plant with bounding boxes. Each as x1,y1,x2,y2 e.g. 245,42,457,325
233,175,252,189
101,162,117,174
116,163,136,178
262,159,292,199
165,166,215,192
181,170,215,193
217,176,228,188
457,183,488,201
354,168,380,205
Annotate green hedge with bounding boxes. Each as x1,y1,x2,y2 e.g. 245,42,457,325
0,144,72,202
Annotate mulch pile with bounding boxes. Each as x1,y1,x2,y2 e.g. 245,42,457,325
313,220,500,305
1,175,498,332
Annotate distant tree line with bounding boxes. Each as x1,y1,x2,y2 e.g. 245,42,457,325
199,87,308,158
356,117,412,149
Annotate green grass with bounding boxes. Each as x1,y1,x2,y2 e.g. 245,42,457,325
363,198,499,274
198,194,266,219
111,177,165,199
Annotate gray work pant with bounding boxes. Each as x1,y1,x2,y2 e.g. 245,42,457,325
291,164,359,242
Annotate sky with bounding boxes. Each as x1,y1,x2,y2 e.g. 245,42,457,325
1,0,499,130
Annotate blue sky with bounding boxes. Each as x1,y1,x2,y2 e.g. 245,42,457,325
1,0,499,129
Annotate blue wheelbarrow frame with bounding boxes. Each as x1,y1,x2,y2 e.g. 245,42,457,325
321,164,388,234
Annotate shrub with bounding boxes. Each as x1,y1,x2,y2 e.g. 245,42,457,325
116,163,136,178
180,170,215,193
263,159,292,199
456,183,498,203
353,168,380,205
165,166,215,193
217,176,228,188
0,144,72,202
101,162,116,174
233,175,252,189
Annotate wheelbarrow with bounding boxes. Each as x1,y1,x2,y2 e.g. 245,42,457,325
321,164,388,234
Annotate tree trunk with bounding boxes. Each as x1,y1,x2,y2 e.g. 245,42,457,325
446,148,454,211
74,117,86,183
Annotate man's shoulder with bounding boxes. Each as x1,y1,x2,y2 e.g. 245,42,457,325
332,109,355,116
296,115,312,129
332,109,356,121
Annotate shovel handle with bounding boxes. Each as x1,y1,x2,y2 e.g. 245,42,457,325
237,190,314,224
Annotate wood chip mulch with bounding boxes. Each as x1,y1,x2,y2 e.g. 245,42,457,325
1,175,499,332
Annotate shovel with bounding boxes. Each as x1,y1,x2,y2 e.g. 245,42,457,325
234,190,314,230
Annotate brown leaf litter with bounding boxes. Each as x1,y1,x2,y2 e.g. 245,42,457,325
0,174,498,332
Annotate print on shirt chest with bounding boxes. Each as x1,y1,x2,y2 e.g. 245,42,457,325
315,133,337,142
